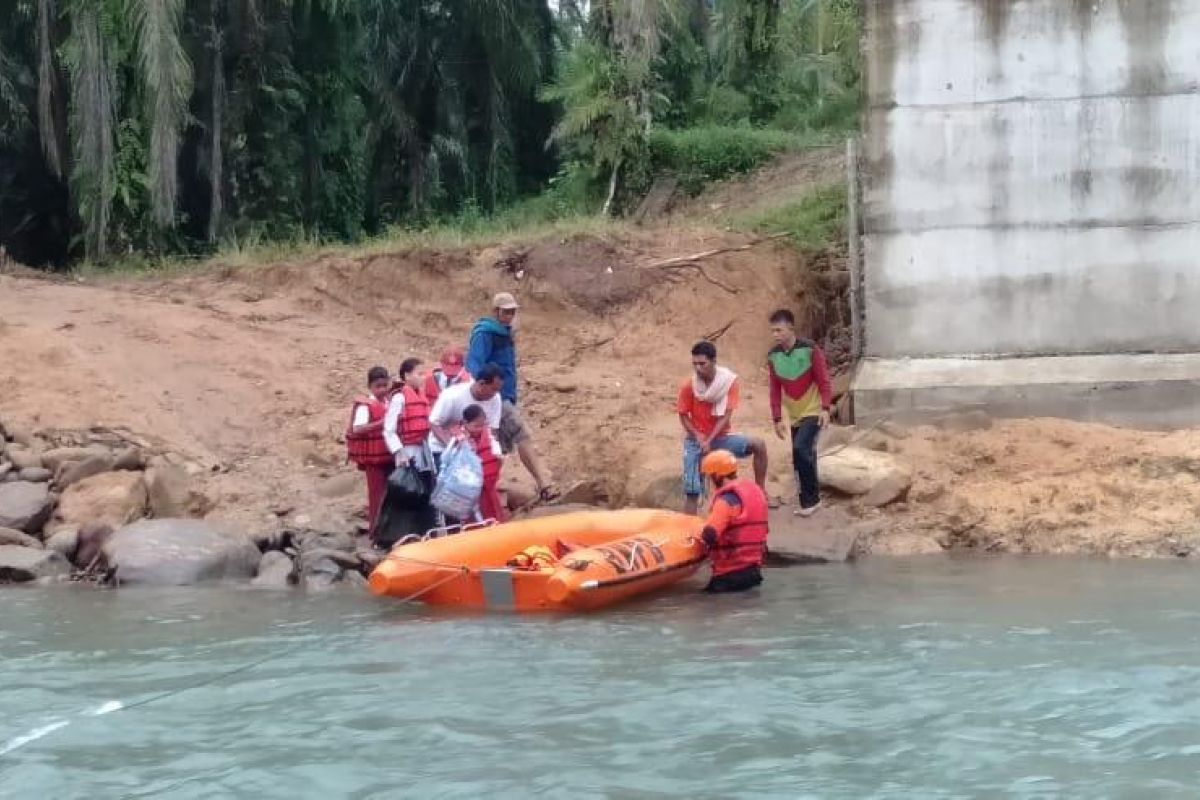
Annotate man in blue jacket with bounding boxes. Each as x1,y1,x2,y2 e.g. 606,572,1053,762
467,292,520,404
465,291,560,502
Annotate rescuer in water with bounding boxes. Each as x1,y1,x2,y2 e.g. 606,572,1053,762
697,449,770,593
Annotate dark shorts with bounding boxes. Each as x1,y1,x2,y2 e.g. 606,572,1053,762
704,565,763,593
498,400,529,454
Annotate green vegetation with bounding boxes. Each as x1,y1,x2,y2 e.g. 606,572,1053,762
738,183,846,252
0,0,860,269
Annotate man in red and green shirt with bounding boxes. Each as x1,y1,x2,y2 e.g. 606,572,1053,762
767,309,832,516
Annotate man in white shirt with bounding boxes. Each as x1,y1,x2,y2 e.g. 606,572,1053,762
429,363,505,459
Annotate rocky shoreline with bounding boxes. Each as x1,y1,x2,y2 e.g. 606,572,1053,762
0,416,382,590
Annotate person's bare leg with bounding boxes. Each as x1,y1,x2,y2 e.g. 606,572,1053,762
751,437,768,490
517,438,556,496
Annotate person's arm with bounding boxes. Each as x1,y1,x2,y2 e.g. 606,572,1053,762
702,381,738,448
382,395,405,459
700,494,739,548
812,346,833,426
350,404,375,434
677,383,701,440
769,360,787,439
465,329,489,377
429,393,456,446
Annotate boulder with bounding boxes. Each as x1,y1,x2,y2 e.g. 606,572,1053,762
862,471,913,508
144,464,187,516
6,446,44,472
58,454,117,489
819,447,913,500
0,526,43,549
297,530,356,554
870,533,945,556
5,425,35,448
41,447,97,472
0,545,70,582
300,547,361,571
0,462,11,481
316,472,361,499
251,550,295,589
3,472,19,483
45,527,80,563
56,471,148,528
18,467,52,483
0,482,53,533
102,519,262,585
302,556,343,590
112,447,146,471
817,425,857,455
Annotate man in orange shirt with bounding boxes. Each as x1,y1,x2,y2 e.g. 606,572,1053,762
678,341,768,515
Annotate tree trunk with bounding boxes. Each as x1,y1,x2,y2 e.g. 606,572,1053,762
601,158,621,217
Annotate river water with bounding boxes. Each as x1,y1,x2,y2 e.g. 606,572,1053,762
4,557,1200,798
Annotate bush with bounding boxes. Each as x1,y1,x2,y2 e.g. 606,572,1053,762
739,183,846,252
649,126,801,194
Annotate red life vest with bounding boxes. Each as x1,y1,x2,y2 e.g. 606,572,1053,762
345,396,391,467
469,429,501,485
709,479,769,576
392,384,432,447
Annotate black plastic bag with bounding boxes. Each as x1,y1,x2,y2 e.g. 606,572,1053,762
387,465,430,510
373,466,435,548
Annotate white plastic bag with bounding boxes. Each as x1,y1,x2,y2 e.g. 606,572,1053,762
431,439,484,520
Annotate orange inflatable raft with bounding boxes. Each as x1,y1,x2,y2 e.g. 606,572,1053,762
367,509,706,611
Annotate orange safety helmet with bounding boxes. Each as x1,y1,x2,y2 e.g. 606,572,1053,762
700,449,738,479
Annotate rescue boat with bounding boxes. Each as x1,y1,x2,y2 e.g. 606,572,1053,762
367,509,706,612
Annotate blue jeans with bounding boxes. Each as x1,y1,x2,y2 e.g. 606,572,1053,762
683,434,753,497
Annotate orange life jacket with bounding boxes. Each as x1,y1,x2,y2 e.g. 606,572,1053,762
345,396,391,467
391,384,431,447
709,479,769,576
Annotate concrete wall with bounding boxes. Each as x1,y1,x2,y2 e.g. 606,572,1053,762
862,0,1200,358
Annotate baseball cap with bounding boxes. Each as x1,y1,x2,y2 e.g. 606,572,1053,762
440,347,465,377
493,292,519,310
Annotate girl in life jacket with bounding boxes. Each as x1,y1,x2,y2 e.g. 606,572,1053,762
346,366,393,534
697,449,769,593
461,403,506,523
383,357,435,480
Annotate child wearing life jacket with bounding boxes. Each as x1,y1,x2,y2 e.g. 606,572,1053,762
424,347,471,404
461,403,506,523
383,357,434,481
345,366,392,535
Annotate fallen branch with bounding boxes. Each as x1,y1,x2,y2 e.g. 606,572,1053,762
641,231,791,271
702,320,735,342
662,263,740,294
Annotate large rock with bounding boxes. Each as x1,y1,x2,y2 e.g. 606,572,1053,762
42,446,98,472
75,522,114,569
112,447,146,471
251,550,295,589
630,470,681,511
19,467,52,483
145,463,208,517
5,446,43,472
870,533,945,556
302,556,343,590
0,545,70,582
56,471,148,528
0,462,12,481
45,527,80,563
819,447,913,502
58,454,116,489
0,482,53,533
0,526,43,548
103,519,262,585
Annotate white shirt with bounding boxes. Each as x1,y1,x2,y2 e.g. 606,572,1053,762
428,382,502,454
382,389,433,471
